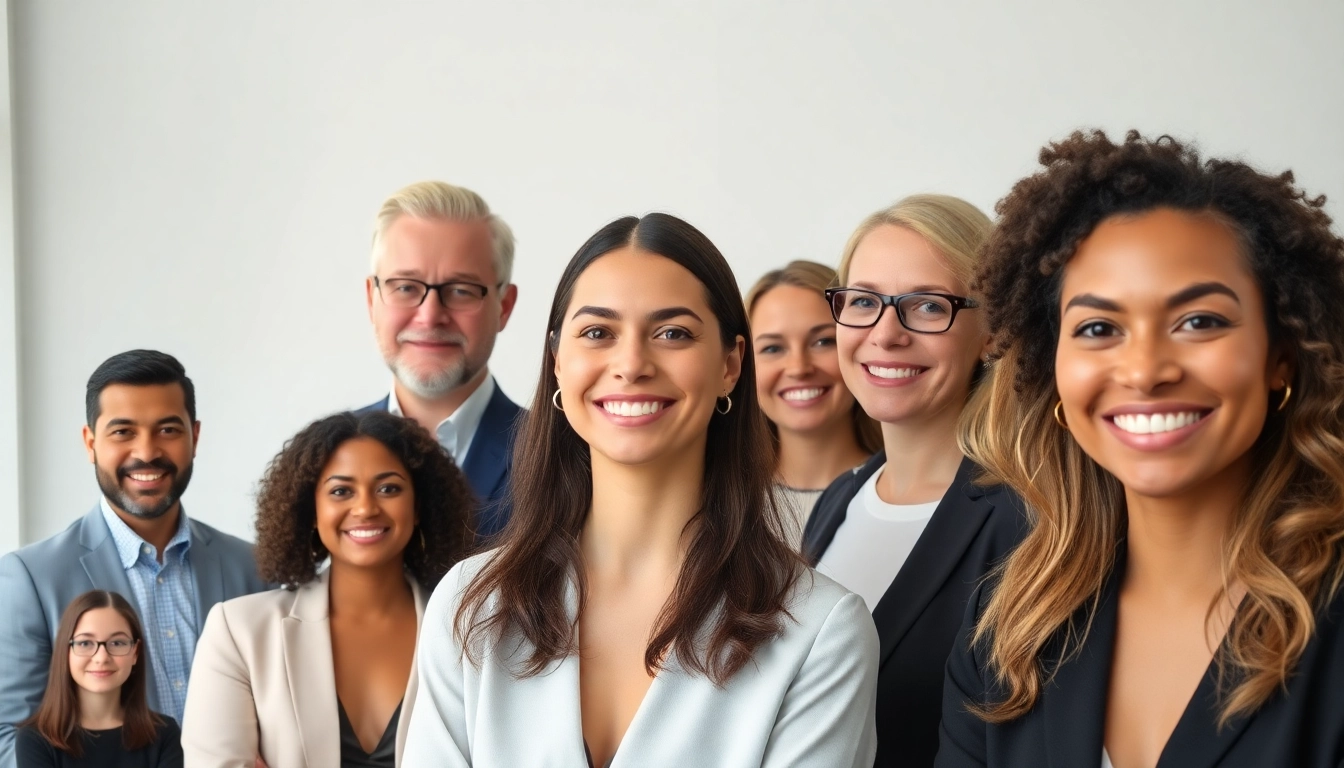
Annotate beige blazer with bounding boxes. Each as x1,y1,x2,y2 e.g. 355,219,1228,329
181,569,426,768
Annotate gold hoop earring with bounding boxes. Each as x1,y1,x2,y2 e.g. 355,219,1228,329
1053,400,1068,429
552,389,564,411
716,395,732,415
1277,384,1293,412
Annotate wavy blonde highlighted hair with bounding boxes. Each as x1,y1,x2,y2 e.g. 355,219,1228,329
965,130,1344,726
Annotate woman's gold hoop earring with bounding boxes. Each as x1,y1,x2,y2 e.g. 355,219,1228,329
716,395,732,415
552,389,564,411
1053,400,1068,429
1277,384,1293,412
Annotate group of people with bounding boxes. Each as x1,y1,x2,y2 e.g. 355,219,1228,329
1,128,1342,768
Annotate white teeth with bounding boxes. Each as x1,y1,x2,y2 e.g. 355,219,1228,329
782,388,825,402
602,401,663,417
345,528,387,539
867,365,921,380
1112,411,1204,435
129,473,164,482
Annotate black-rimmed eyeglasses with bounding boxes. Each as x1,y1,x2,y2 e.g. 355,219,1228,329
69,637,137,657
373,277,491,310
824,288,979,334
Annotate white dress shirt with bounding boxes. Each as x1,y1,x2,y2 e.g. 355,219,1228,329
404,552,880,767
387,374,496,463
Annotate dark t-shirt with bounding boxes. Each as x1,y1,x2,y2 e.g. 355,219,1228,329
15,718,182,768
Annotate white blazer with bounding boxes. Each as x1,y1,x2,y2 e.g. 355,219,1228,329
403,552,880,767
181,569,426,768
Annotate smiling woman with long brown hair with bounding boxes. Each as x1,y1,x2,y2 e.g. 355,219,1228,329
937,131,1344,767
404,213,879,767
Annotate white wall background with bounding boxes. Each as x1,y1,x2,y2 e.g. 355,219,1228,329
5,0,1342,548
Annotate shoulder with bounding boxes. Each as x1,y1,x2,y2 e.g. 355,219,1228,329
190,520,255,557
355,396,390,414
207,585,299,629
783,568,879,651
5,513,95,569
154,713,182,740
422,549,500,635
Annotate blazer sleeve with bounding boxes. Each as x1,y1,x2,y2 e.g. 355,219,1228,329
180,603,259,768
402,566,472,767
0,554,53,768
761,591,880,768
934,581,991,768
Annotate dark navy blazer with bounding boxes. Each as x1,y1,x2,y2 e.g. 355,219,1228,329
359,383,523,541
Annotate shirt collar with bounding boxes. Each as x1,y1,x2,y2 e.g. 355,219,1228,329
99,496,193,569
386,373,496,461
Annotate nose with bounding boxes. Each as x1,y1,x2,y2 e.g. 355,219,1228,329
92,643,112,661
1114,330,1182,393
864,305,912,349
611,336,656,383
411,291,454,327
784,346,816,378
130,431,164,462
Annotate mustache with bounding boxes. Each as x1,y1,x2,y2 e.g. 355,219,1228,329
397,329,467,345
118,459,177,478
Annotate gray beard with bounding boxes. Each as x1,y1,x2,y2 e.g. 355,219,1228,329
391,356,479,399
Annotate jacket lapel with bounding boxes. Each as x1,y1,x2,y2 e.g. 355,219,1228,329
1042,561,1121,768
802,452,885,565
186,515,224,634
77,505,162,711
461,386,518,501
282,572,339,768
394,579,429,763
871,457,994,666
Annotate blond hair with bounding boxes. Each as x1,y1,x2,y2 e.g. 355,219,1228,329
370,181,516,286
745,260,882,454
836,194,992,290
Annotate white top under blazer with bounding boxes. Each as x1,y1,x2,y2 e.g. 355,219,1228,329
403,551,880,767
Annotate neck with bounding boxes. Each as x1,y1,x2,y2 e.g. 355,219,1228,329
110,503,181,562
775,420,870,490
77,687,124,730
581,441,706,583
394,367,489,433
1122,458,1248,604
874,404,965,504
327,559,415,619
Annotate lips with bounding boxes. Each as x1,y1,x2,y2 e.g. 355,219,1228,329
342,527,390,545
119,462,175,490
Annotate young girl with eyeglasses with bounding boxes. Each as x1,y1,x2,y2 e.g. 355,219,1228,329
17,590,181,767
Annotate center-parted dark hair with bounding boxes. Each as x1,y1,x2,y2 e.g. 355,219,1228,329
455,212,801,684
85,350,196,428
21,591,160,756
252,410,474,590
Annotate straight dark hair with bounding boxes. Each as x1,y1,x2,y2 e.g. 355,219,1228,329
21,591,162,756
455,212,801,684
86,350,196,428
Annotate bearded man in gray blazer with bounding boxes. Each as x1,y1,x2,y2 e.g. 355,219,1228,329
0,350,267,767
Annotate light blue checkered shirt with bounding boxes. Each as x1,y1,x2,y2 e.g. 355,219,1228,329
99,498,199,723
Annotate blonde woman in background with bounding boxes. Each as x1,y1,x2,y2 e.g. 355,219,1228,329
801,195,1025,768
746,261,880,549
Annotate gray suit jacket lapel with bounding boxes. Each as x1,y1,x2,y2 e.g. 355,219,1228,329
76,504,162,712
186,516,224,634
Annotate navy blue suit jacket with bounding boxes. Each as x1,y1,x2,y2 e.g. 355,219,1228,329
359,384,523,541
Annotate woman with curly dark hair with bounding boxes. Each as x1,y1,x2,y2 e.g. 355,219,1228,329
936,131,1344,767
181,410,472,768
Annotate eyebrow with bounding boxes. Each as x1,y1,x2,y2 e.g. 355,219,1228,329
754,323,834,342
849,282,956,294
323,471,407,484
104,415,187,430
1064,282,1241,313
72,631,131,639
570,306,704,324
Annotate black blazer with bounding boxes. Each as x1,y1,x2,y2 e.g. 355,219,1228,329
802,453,1026,768
937,547,1344,767
359,383,523,540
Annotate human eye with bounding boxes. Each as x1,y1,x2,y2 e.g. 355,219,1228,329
848,294,878,309
1072,320,1119,339
1177,313,1230,332
757,344,783,355
71,639,96,652
913,299,949,316
655,327,693,342
328,485,352,499
108,638,133,652
377,482,403,495
448,284,481,299
580,326,611,341
813,336,837,348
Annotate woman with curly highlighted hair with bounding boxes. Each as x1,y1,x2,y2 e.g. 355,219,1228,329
936,131,1344,767
181,411,472,768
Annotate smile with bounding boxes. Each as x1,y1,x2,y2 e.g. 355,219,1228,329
343,527,390,542
601,400,665,417
781,387,828,402
864,365,924,379
127,472,166,482
1109,411,1207,435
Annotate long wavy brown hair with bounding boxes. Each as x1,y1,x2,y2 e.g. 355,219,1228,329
744,260,882,456
22,591,161,756
253,410,473,590
965,130,1344,725
455,212,801,684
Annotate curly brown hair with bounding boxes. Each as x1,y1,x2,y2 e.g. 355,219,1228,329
253,410,474,590
964,129,1344,725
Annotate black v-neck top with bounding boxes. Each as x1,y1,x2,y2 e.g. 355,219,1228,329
15,718,182,767
336,699,400,768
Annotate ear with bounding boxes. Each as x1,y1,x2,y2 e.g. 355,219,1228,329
191,421,202,458
497,284,519,331
365,276,377,323
723,334,745,393
82,424,96,464
1268,341,1295,389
